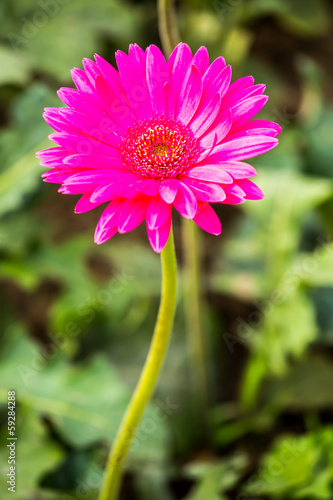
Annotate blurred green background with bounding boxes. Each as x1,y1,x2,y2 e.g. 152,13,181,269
1,0,333,498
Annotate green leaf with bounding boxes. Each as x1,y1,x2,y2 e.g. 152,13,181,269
263,357,333,411
240,289,317,408
244,429,333,498
210,171,333,300
0,410,63,499
294,244,333,288
4,0,140,80
183,454,248,500
0,326,169,465
0,83,59,217
0,45,30,85
244,0,329,36
0,139,49,217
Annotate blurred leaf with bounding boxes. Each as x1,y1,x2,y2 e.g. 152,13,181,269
3,0,140,80
0,139,49,217
183,454,248,500
240,289,317,408
244,429,333,498
257,290,317,372
210,171,333,300
310,287,333,342
304,107,333,178
0,410,63,499
244,0,330,36
0,44,30,85
294,245,333,288
263,356,333,411
0,326,169,465
0,83,58,217
134,467,173,500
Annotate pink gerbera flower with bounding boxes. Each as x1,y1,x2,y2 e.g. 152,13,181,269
37,43,281,252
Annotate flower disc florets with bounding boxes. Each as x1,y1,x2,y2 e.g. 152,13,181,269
120,116,199,180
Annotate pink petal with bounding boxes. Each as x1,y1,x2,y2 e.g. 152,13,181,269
94,198,124,243
222,183,246,204
82,58,101,86
95,225,118,245
90,173,138,203
118,197,148,233
115,49,152,120
43,109,81,134
192,46,209,75
198,110,232,148
57,87,107,122
223,76,254,101
229,95,268,128
207,135,279,162
90,181,121,203
75,193,102,213
95,75,136,130
36,146,67,159
183,178,226,202
95,54,138,123
94,54,131,103
189,93,221,137
58,109,122,148
236,179,264,200
63,153,124,169
162,82,174,119
173,182,198,219
196,133,218,163
135,178,160,196
146,45,169,117
229,119,282,138
185,166,233,184
48,132,119,157
203,65,231,104
159,178,179,203
37,147,70,166
71,68,94,94
43,168,84,183
177,64,203,124
129,44,146,70
221,161,257,179
168,43,192,75
63,171,115,191
170,44,193,117
146,196,172,229
193,202,221,235
222,83,266,111
117,180,142,198
202,56,226,89
147,215,172,253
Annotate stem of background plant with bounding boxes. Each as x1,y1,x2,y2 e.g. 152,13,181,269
183,220,209,435
157,0,209,439
157,0,180,57
98,228,177,500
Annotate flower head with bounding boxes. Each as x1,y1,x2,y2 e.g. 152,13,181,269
37,43,281,252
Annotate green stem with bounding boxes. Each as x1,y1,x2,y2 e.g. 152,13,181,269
98,227,177,500
183,220,209,432
157,0,181,57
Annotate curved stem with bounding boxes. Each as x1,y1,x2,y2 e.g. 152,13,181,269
157,0,181,57
98,227,177,500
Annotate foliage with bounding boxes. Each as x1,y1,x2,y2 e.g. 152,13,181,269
1,0,333,498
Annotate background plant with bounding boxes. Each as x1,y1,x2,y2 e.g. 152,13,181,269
1,0,333,498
